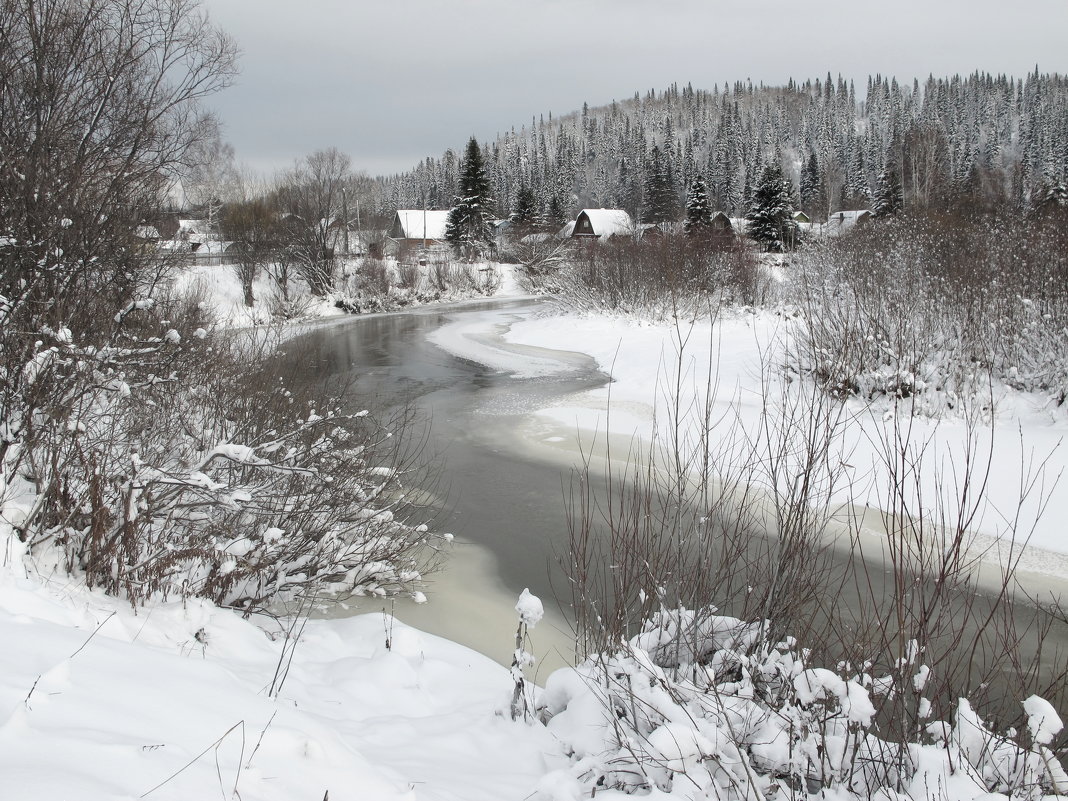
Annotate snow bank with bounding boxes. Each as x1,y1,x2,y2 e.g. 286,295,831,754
489,310,1068,580
0,551,556,800
426,305,592,378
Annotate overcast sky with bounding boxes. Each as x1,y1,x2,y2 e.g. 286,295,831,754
202,0,1068,178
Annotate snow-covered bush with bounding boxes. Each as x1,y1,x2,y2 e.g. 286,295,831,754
553,235,765,320
536,605,1068,801
791,213,1068,415
0,0,450,613
556,298,1068,797
331,256,501,314
11,296,449,611
511,588,544,721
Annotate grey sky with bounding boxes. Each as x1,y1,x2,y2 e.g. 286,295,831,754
202,0,1068,178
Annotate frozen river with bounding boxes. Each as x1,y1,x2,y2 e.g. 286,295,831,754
283,298,602,674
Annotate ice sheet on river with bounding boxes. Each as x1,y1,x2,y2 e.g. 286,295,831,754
426,307,592,378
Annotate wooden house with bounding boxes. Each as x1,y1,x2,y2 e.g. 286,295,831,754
571,209,634,241
388,210,450,246
708,211,736,242
826,209,871,232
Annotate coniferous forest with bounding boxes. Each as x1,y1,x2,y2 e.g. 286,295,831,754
380,71,1068,224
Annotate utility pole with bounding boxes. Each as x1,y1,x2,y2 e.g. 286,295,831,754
341,186,350,256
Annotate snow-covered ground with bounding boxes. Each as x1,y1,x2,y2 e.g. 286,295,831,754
174,257,531,330
0,551,558,800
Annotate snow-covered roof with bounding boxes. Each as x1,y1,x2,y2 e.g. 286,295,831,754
826,209,871,226
177,219,205,233
175,218,211,243
157,239,195,253
815,210,872,238
573,209,633,239
796,210,873,240
520,232,555,245
195,240,233,255
135,225,160,240
392,210,450,241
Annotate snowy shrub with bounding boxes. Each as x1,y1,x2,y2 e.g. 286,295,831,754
331,255,500,314
536,605,1068,801
395,258,421,290
510,588,544,721
557,305,1068,797
265,285,317,320
791,213,1068,415
12,298,449,611
513,237,573,293
554,235,763,319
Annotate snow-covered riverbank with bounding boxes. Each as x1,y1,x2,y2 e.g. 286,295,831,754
0,551,559,800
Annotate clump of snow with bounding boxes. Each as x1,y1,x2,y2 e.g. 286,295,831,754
515,587,543,627
1023,694,1063,745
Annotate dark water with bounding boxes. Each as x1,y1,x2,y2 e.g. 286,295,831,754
281,298,606,605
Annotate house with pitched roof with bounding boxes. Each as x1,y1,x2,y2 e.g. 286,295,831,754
388,210,451,246
571,209,634,241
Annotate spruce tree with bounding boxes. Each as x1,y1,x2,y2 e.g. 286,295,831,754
542,194,568,230
642,145,680,224
615,157,642,219
746,163,798,252
685,174,713,236
444,136,495,255
799,153,825,219
1033,179,1068,216
510,184,537,232
872,164,903,217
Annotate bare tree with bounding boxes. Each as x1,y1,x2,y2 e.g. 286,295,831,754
221,195,277,306
0,0,238,465
276,148,352,295
182,125,239,234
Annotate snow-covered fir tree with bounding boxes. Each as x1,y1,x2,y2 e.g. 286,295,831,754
799,153,825,219
684,174,713,235
642,144,680,224
746,163,798,252
510,184,538,232
1032,179,1068,216
872,163,904,217
542,194,568,230
444,137,495,254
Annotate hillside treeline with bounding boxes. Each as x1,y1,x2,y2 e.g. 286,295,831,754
381,70,1068,224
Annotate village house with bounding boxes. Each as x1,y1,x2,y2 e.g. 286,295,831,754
571,209,634,241
388,210,450,247
825,209,872,233
706,211,736,243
